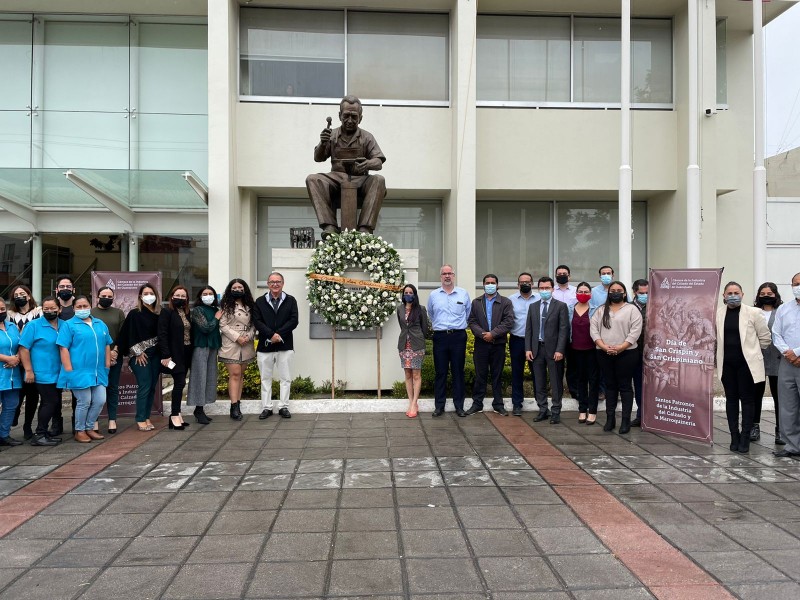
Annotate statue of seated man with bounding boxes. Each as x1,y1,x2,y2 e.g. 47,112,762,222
306,95,386,238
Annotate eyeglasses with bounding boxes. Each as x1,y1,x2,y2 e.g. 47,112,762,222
440,272,455,276
268,281,282,285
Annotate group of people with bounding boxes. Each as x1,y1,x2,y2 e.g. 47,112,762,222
0,273,298,447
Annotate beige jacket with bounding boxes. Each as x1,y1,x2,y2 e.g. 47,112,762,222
715,303,772,383
218,304,257,362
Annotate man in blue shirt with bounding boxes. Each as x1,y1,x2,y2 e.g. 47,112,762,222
772,271,800,457
427,264,470,417
590,265,615,316
466,274,514,416
508,273,540,416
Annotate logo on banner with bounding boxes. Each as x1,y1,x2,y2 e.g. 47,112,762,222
106,279,116,289
660,278,670,289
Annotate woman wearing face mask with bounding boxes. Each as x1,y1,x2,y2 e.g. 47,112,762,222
117,284,161,431
90,287,125,434
590,281,642,434
158,285,193,430
397,284,429,418
0,298,23,446
19,298,63,446
716,282,772,453
57,296,112,443
571,282,600,424
7,285,42,440
752,283,785,445
188,286,222,424
218,279,256,421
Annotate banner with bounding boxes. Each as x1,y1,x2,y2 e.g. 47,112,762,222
641,268,723,444
92,271,162,417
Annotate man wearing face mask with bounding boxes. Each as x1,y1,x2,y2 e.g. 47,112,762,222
509,273,540,416
630,279,649,427
553,265,578,401
590,266,615,317
525,277,570,424
54,275,76,321
466,274,515,416
772,272,800,458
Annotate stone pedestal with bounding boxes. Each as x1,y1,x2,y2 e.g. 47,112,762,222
267,247,419,391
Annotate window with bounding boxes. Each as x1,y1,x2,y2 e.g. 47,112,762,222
257,200,443,284
716,19,727,106
239,8,449,103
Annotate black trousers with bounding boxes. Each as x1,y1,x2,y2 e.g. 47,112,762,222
13,381,39,429
34,383,61,437
572,348,600,414
632,349,643,419
170,345,193,416
509,335,533,408
722,360,756,435
564,346,579,398
432,330,467,411
754,375,779,428
471,340,506,409
531,342,565,415
596,349,638,419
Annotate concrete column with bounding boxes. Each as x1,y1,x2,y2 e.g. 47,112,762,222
619,0,632,288
128,233,139,271
31,234,42,301
449,0,477,289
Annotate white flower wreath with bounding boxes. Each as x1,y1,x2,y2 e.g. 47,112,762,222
306,230,405,331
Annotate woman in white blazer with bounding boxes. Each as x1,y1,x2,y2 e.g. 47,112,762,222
716,281,772,453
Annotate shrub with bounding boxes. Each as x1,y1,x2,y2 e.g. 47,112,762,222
217,363,318,398
392,380,407,398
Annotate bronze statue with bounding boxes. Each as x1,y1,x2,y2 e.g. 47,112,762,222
305,95,386,239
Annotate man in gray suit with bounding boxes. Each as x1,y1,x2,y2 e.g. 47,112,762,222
525,276,570,424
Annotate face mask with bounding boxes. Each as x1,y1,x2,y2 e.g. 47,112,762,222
172,298,186,308
793,285,800,300
600,274,613,286
519,283,532,294
484,284,497,295
43,311,59,321
403,294,414,303
13,297,27,308
636,294,648,305
539,290,552,301
759,296,776,306
0,311,6,322
726,295,742,307
142,294,157,306
57,289,73,301
609,292,625,303
576,292,592,304
231,290,245,299
201,295,215,306
98,298,113,308
555,275,569,285
75,309,91,320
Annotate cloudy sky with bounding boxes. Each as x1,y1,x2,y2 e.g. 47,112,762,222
766,4,800,157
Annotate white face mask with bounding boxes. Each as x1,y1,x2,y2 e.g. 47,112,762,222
793,285,800,300
201,294,215,305
142,294,157,305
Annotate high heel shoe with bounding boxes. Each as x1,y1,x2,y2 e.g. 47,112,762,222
108,420,117,434
169,417,185,431
578,413,587,423
603,414,616,432
137,422,150,431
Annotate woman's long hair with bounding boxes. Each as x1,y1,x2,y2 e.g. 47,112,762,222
168,285,190,315
601,281,629,330
195,285,219,310
402,284,421,323
10,285,37,311
221,278,255,315
137,284,161,314
754,282,783,309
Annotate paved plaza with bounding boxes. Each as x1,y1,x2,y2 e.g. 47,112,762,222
0,409,798,599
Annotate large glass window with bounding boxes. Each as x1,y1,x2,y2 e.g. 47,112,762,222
139,235,209,298
239,8,449,103
1,18,33,167
0,234,32,298
257,200,442,284
632,19,673,104
716,19,727,106
573,18,621,103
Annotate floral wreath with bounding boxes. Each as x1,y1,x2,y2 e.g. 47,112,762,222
306,230,405,331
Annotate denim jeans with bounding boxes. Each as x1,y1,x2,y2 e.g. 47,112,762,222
0,389,21,438
130,348,160,422
73,385,107,432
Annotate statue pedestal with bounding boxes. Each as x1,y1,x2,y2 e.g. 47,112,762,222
340,180,358,231
269,248,419,391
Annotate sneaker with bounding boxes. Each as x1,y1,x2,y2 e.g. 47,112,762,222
278,407,291,419
493,406,509,416
259,409,273,420
464,405,483,415
512,406,522,417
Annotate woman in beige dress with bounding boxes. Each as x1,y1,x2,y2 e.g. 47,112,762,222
218,279,256,420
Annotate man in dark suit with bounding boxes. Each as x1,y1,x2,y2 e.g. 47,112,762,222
466,274,515,416
253,272,299,419
525,276,569,424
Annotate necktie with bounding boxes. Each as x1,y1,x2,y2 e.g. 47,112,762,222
540,301,548,341
271,297,279,311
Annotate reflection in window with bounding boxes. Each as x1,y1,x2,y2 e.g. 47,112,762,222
0,234,31,298
573,18,621,103
139,235,209,299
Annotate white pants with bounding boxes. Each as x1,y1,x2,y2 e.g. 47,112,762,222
257,350,293,410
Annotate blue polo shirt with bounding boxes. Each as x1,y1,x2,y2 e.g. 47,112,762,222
589,284,609,317
19,318,61,385
0,322,22,391
56,316,112,390
427,286,471,330
509,291,540,337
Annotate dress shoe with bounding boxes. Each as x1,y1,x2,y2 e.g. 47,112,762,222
22,424,33,440
493,406,509,416
586,415,597,426
46,434,62,443
464,405,483,415
0,436,22,446
549,415,561,425
432,408,445,417
533,410,550,423
750,424,761,441
775,427,786,445
48,416,64,438
168,418,185,431
108,420,117,434
230,402,243,421
630,418,641,427
278,407,292,419
773,449,800,458
74,431,91,443
455,409,467,417
578,413,587,423
603,415,616,432
86,430,105,440
729,431,740,452
512,406,522,417
259,409,273,420
30,434,59,447
618,417,631,434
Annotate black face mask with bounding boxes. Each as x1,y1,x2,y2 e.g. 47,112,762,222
231,290,245,299
759,296,777,306
609,292,626,303
519,283,532,294
43,311,59,321
98,298,113,308
555,275,569,285
0,311,6,322
172,298,186,308
13,297,28,308
57,289,73,301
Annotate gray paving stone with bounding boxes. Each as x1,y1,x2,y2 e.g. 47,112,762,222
333,531,398,559
756,548,800,577
164,562,251,599
339,507,397,531
479,556,562,591
247,459,298,474
5,513,92,539
74,513,154,538
344,458,391,471
685,501,765,524
394,471,444,487
659,483,729,503
457,505,520,529
710,482,785,502
392,457,437,470
0,539,59,568
448,486,506,506
282,489,338,508
114,536,198,566
81,564,179,599
491,469,546,486
586,468,648,485
502,486,563,504
272,508,335,532
187,533,264,563
443,469,493,486
208,510,276,535
148,462,203,477
689,550,790,583
41,493,114,515
483,455,531,470
0,465,59,479
634,467,699,484
437,456,483,470
291,471,341,489
238,473,291,490
163,491,228,512
530,526,608,555
140,511,215,537
340,487,395,508
717,522,800,550
729,581,800,600
569,455,622,469
247,560,327,598
223,490,284,511
183,474,241,492
465,528,539,557
328,558,403,595
0,568,24,589
402,528,470,557
261,532,332,561
297,458,344,472
71,476,138,494
399,506,458,530
549,554,640,589
730,467,797,483
128,476,190,493
0,567,100,600
38,537,129,567
570,590,655,600
95,462,156,478
516,504,583,528
406,558,483,594
343,471,393,488
626,502,707,526
614,455,668,468
654,523,742,551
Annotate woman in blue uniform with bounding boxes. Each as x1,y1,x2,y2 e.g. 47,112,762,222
57,296,112,443
0,297,23,447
